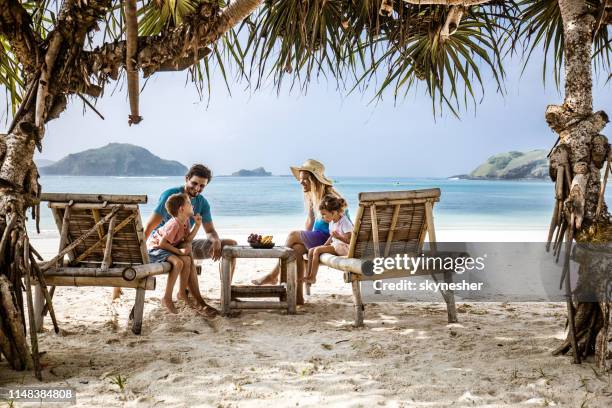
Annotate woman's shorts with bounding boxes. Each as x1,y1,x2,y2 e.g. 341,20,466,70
300,230,330,249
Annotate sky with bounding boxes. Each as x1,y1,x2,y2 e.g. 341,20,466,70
30,52,611,178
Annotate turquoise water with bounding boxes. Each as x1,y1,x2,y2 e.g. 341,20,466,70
27,175,600,235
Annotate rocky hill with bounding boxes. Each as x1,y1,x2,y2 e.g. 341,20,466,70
231,167,272,177
39,143,187,176
454,150,548,180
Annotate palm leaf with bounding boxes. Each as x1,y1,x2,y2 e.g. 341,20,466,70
0,37,25,120
518,0,611,88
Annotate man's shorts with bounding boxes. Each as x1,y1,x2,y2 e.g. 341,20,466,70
191,239,214,259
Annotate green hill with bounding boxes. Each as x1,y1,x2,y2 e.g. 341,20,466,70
455,150,548,180
40,143,187,176
231,167,272,177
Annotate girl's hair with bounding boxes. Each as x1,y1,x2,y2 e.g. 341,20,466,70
302,171,342,212
319,195,347,212
165,193,189,217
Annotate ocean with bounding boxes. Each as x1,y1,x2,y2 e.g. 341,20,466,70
26,175,600,238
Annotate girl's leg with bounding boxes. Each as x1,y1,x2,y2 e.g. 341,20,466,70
177,255,193,302
304,246,336,284
305,248,316,280
252,231,305,285
162,256,183,314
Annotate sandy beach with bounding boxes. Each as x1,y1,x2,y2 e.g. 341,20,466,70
1,229,610,407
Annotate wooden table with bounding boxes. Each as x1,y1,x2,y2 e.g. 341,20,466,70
220,245,297,316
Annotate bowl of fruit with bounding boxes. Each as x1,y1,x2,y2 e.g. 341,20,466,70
248,233,275,249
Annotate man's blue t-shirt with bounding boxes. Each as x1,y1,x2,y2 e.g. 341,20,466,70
152,186,212,235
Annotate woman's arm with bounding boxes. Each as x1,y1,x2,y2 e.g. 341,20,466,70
305,206,315,231
323,236,332,246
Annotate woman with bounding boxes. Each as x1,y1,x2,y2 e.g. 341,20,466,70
252,159,343,304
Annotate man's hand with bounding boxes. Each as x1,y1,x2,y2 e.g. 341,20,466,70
180,246,192,256
210,238,222,261
331,230,341,239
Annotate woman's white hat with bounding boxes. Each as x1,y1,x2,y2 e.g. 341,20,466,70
290,159,333,186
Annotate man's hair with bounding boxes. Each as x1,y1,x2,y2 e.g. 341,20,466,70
186,164,212,181
165,193,189,217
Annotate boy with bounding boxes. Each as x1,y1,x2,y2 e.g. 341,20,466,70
147,193,206,314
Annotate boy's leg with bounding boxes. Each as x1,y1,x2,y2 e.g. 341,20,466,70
305,245,336,284
177,255,192,302
163,255,183,313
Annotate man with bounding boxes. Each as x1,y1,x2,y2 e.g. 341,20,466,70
144,164,236,261
113,164,236,310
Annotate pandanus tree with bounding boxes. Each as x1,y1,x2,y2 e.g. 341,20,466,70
0,0,262,377
0,0,610,378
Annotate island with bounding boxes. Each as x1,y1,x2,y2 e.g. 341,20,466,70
451,150,548,180
39,143,187,176
231,167,272,177
35,159,56,168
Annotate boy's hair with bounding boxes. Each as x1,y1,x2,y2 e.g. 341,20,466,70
319,195,347,212
165,193,189,217
186,164,212,181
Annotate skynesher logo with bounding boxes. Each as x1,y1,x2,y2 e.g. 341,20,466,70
368,254,486,275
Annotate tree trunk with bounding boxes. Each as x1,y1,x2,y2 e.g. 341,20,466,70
0,107,45,375
548,0,611,369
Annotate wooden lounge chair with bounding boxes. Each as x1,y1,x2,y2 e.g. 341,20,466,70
33,193,171,334
317,188,459,326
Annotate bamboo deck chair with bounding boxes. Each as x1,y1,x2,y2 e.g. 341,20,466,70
317,188,459,326
33,193,171,335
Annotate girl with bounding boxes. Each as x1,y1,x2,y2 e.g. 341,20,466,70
304,196,353,285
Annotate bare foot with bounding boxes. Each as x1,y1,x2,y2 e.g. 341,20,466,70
161,298,178,314
251,274,277,286
197,302,220,318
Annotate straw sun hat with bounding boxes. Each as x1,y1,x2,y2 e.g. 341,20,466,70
290,159,333,186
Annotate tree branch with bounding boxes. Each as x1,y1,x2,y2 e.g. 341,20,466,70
0,0,42,72
82,0,262,82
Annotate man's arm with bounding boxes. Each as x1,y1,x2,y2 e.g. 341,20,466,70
203,221,222,260
144,212,163,239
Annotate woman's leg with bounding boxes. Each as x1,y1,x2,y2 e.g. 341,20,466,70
304,245,336,284
162,256,183,314
252,231,305,285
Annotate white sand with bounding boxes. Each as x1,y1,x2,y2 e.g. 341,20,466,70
2,230,612,407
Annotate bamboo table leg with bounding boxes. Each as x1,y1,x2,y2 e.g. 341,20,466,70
286,258,297,314
221,255,232,316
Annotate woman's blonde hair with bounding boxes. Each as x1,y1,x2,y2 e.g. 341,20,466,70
302,171,342,213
